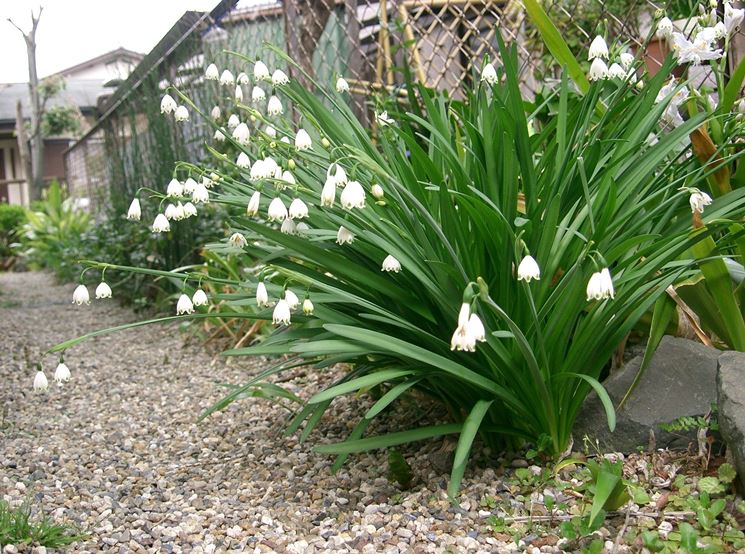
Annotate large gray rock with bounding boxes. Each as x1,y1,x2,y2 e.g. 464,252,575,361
575,336,720,452
717,351,745,492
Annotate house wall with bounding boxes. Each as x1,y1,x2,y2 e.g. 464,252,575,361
65,59,140,83
0,138,27,205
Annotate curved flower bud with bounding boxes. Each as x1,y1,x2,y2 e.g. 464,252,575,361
371,184,384,200
303,298,314,315
321,176,336,207
234,85,243,102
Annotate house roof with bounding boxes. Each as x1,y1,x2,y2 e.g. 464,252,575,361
0,79,111,125
53,47,145,79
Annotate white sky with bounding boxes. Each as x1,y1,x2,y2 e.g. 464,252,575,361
1,0,221,83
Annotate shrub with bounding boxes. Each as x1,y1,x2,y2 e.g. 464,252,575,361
51,39,745,497
0,204,26,266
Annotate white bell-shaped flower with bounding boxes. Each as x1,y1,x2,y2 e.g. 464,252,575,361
295,222,310,235
205,63,219,80
214,129,226,142
268,197,288,221
211,105,222,120
174,105,189,122
321,176,336,207
237,71,250,85
95,281,112,299
371,184,384,200
191,183,210,204
289,198,309,219
249,159,266,180
227,114,240,129
252,86,266,103
176,293,195,315
152,213,171,232
689,190,712,214
267,95,283,115
273,298,291,325
232,122,250,145
164,203,178,220
229,232,248,248
256,281,269,307
467,313,486,342
284,289,300,310
619,52,634,70
34,370,49,392
340,181,365,209
72,284,90,305
254,60,270,81
192,288,209,306
272,69,289,86
265,125,277,138
332,163,348,186
303,298,314,315
127,198,141,221
450,303,476,352
295,129,312,150
173,202,186,221
336,225,354,245
281,218,297,235
376,111,394,126
481,63,498,85
588,35,609,60
336,77,350,92
381,255,401,273
220,69,235,86
183,202,198,218
183,177,198,194
588,58,609,81
247,191,261,216
161,94,177,114
167,178,184,197
234,85,244,102
608,63,626,79
586,268,615,301
281,171,296,186
237,152,251,168
263,157,279,176
517,255,541,282
656,16,674,39
54,362,71,383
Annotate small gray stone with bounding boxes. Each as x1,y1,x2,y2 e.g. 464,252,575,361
717,351,745,492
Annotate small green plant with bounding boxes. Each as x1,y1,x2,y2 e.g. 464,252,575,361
0,498,86,548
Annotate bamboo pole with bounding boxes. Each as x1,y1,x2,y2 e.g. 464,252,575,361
398,4,427,85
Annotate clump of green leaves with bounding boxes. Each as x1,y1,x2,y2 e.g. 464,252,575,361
0,499,86,548
388,450,413,488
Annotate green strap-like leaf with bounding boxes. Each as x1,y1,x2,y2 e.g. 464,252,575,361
307,369,414,404
448,400,493,500
314,423,462,454
564,373,616,432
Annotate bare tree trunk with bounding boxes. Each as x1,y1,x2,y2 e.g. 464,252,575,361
9,8,44,201
14,101,32,197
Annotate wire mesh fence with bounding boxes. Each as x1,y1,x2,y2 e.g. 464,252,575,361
64,0,745,209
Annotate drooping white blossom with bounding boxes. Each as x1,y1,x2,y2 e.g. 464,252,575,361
152,213,171,232
211,106,221,120
619,52,634,69
228,114,240,129
281,218,297,235
333,164,348,186
273,298,291,325
340,181,365,209
183,177,198,194
174,105,189,122
588,58,609,81
467,313,486,343
295,222,310,235
371,184,385,200
268,197,288,221
232,122,250,145
517,255,541,282
303,298,314,315
127,198,141,220
247,191,261,216
164,203,179,220
272,69,289,86
160,94,177,114
205,63,219,80
336,226,354,245
656,16,674,39
234,85,243,102
176,293,195,315
381,255,401,272
237,71,250,85
220,69,235,86
183,202,198,218
265,125,277,138
34,370,49,392
252,86,266,103
95,281,112,299
588,35,609,60
376,111,394,126
167,178,184,197
689,190,713,214
586,268,615,301
256,281,269,307
295,129,312,150
267,95,283,115
249,159,267,180
229,232,248,248
321,176,336,207
192,288,209,306
54,362,71,383
254,60,270,81
263,157,279,176
608,63,626,80
336,77,350,92
289,198,309,219
450,303,476,352
72,284,90,305
481,62,498,85
281,170,296,187
284,289,300,310
191,183,210,204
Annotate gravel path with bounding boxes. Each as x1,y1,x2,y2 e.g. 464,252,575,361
1,271,534,554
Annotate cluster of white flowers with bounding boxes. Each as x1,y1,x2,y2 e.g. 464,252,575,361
586,36,637,82
33,358,73,392
450,303,486,352
654,78,690,127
